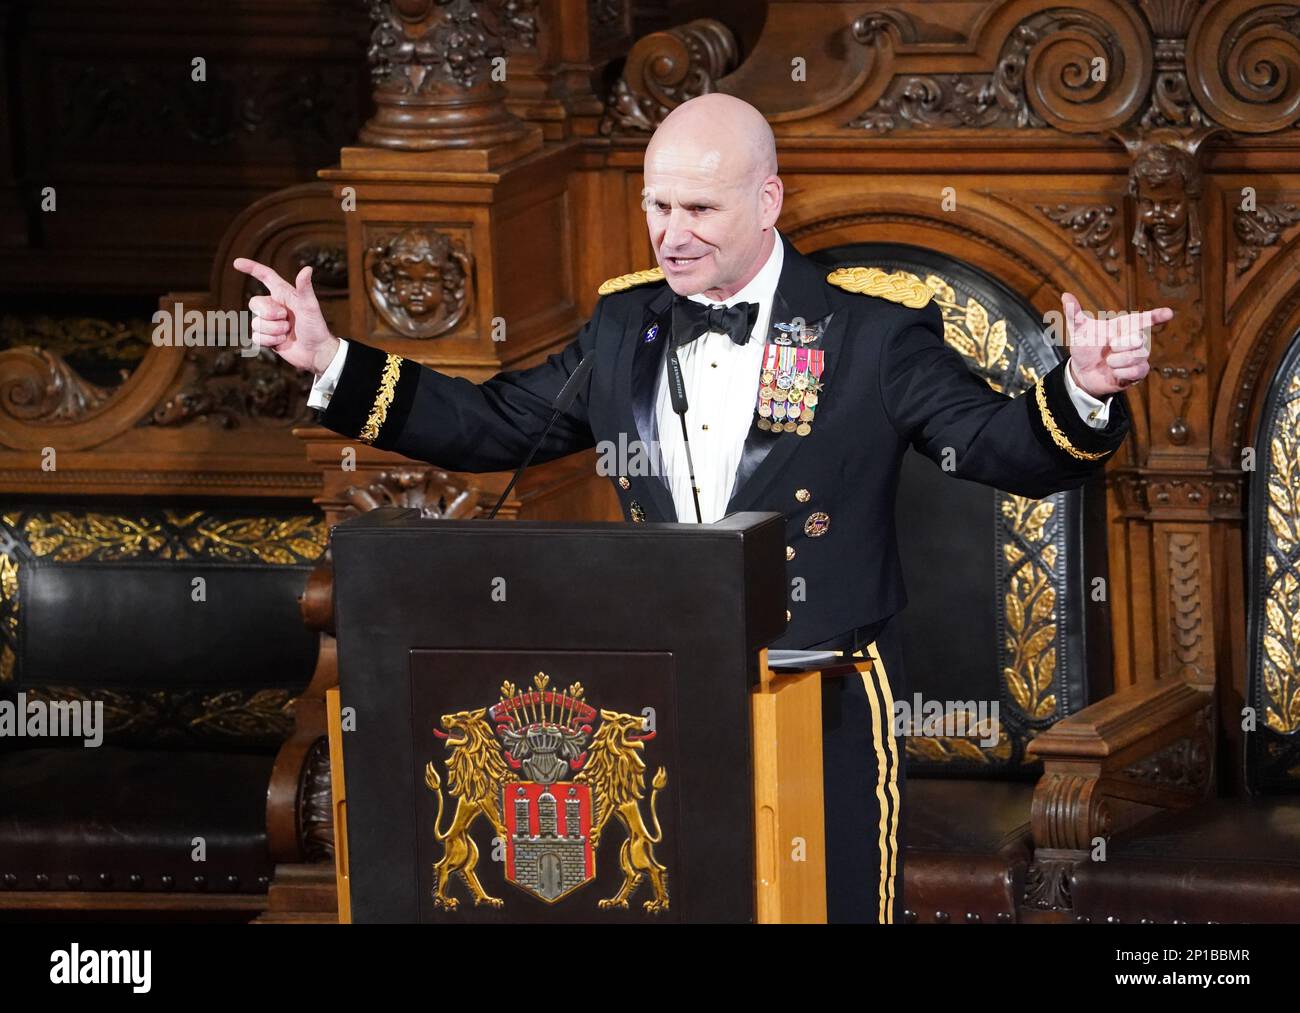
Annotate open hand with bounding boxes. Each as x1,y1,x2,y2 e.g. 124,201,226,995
233,258,339,375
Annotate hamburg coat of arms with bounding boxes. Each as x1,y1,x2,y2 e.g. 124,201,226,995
422,672,670,913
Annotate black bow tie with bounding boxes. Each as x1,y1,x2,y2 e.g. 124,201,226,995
670,296,760,348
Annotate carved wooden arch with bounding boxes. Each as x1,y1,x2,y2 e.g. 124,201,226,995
0,325,182,454
1212,235,1300,469
0,183,346,455
779,193,1151,457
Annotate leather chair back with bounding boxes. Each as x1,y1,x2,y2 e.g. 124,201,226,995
0,501,325,752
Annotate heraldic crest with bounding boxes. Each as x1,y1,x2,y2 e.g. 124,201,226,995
423,672,670,913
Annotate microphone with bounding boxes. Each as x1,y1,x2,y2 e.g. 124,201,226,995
665,331,704,524
486,349,597,520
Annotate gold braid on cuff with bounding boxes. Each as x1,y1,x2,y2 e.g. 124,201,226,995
359,352,403,445
1034,381,1109,461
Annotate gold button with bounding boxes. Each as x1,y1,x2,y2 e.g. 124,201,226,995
786,545,795,561
618,477,630,490
1088,410,1099,421
795,489,811,503
785,610,791,623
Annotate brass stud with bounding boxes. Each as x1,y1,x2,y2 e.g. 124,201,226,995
786,545,795,561
795,488,811,503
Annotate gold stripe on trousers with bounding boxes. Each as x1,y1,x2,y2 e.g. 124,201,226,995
853,644,902,924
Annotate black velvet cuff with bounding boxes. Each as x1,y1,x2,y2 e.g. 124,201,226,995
1024,359,1130,463
318,340,420,449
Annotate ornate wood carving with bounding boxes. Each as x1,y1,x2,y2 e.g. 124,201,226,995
1234,201,1300,278
139,350,314,430
363,226,474,339
340,467,481,519
0,348,114,425
298,736,335,862
359,0,536,150
599,18,739,135
1036,203,1123,276
1122,734,1211,788
1111,468,1243,520
849,5,1151,134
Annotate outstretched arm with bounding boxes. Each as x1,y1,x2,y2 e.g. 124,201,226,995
234,257,600,472
881,293,1166,498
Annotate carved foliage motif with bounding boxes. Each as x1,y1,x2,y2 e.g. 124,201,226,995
364,226,473,339
1234,201,1300,278
141,348,315,429
0,348,114,425
599,19,738,135
1262,371,1300,735
366,0,519,93
1037,203,1123,276
21,686,296,748
1167,531,1206,677
850,8,1147,134
341,467,479,519
9,509,326,565
298,736,335,861
1122,733,1211,788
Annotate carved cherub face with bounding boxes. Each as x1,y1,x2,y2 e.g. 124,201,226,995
390,255,444,318
365,225,472,338
1132,147,1193,245
1137,177,1185,241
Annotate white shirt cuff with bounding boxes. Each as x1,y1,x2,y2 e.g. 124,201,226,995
307,338,349,409
1065,359,1111,429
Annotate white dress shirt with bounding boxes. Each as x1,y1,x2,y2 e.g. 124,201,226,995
654,231,786,523
308,233,1111,522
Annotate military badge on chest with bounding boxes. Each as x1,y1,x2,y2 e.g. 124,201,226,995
755,313,832,436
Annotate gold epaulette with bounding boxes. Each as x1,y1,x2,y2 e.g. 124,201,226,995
597,267,665,296
826,267,933,308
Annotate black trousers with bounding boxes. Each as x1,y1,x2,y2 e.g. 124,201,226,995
813,616,907,924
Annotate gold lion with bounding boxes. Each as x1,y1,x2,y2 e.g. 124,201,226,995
424,708,511,910
576,710,670,914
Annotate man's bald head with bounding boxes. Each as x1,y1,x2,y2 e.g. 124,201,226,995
647,93,777,187
642,94,782,300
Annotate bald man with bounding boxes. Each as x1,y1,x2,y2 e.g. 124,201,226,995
236,93,1167,923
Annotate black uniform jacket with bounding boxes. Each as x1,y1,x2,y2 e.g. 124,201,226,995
316,234,1130,650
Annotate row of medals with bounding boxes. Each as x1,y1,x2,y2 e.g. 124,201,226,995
756,365,821,435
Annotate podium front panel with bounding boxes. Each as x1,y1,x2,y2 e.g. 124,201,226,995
331,510,785,923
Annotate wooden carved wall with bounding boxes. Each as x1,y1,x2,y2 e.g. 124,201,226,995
4,1,1300,803
570,0,1300,789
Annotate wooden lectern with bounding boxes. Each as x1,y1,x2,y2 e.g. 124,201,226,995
325,508,872,923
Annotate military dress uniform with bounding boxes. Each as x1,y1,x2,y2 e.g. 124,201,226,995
309,232,1130,923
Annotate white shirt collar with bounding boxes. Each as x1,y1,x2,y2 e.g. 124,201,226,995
687,228,785,311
